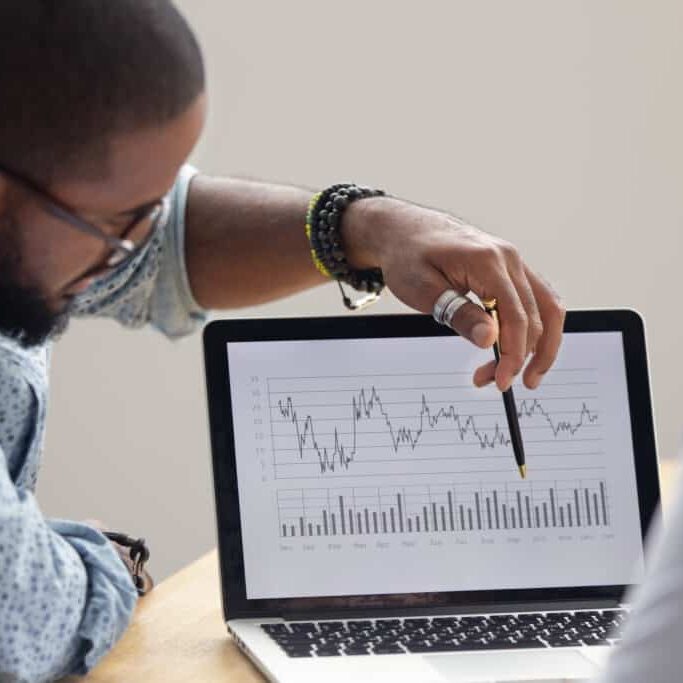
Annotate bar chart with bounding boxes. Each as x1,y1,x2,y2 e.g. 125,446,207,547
277,479,610,538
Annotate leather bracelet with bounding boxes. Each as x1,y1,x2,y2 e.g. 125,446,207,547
103,531,151,596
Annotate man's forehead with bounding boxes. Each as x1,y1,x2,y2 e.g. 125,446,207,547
48,93,207,215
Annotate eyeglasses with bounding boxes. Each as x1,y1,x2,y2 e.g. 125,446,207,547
0,163,166,273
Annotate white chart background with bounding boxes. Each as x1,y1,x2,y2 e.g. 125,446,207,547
227,332,644,599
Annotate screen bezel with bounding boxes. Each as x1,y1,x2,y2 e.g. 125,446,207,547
203,310,659,620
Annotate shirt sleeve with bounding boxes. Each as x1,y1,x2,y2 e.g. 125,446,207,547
0,453,138,682
71,164,208,339
0,345,138,682
597,467,683,683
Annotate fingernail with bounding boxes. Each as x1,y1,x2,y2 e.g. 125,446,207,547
472,322,492,347
496,375,510,391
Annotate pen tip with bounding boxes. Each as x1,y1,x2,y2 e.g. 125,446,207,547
519,464,527,480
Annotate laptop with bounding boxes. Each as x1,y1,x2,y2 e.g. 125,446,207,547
202,309,659,683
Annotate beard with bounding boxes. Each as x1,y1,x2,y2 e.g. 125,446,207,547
0,213,72,348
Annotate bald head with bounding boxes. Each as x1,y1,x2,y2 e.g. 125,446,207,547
0,0,205,186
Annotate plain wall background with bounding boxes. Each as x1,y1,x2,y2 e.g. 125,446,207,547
38,0,683,580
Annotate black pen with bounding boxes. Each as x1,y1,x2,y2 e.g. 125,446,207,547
482,298,527,479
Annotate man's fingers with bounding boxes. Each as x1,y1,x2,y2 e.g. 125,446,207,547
141,571,155,594
508,265,543,356
522,267,566,389
423,276,497,347
380,215,562,392
432,271,529,391
485,271,528,392
473,359,497,387
448,299,498,348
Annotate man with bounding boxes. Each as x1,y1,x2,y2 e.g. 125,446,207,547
0,2,565,681
595,477,683,682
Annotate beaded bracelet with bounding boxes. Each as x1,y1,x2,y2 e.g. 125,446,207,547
306,183,386,310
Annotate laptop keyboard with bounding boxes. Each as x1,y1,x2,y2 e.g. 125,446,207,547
259,609,626,657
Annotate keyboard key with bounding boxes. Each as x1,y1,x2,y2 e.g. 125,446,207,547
373,644,404,655
548,640,581,648
281,645,313,655
261,623,289,635
376,619,401,628
515,637,548,647
289,622,317,634
404,618,430,628
433,617,459,627
405,643,438,653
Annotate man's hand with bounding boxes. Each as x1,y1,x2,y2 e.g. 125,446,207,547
341,197,566,392
85,519,154,594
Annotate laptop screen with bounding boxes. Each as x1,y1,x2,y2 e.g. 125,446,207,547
223,325,648,602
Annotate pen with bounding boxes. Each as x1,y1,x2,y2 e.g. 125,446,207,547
481,298,527,479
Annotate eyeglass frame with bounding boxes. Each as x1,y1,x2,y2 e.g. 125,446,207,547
0,162,166,271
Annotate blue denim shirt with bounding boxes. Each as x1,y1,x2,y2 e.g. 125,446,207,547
0,165,206,682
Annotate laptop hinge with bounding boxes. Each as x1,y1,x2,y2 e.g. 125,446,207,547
280,598,622,622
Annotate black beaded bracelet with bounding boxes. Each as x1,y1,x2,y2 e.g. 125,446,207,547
305,183,386,310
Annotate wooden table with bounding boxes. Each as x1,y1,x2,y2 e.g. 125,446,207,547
63,550,263,683
68,460,680,682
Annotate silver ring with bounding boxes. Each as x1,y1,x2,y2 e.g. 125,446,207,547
432,289,471,327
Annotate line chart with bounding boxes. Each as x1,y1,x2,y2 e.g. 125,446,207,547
267,369,602,480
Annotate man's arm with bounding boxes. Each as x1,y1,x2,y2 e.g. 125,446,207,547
184,174,325,310
0,455,138,681
0,341,139,682
184,174,565,392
